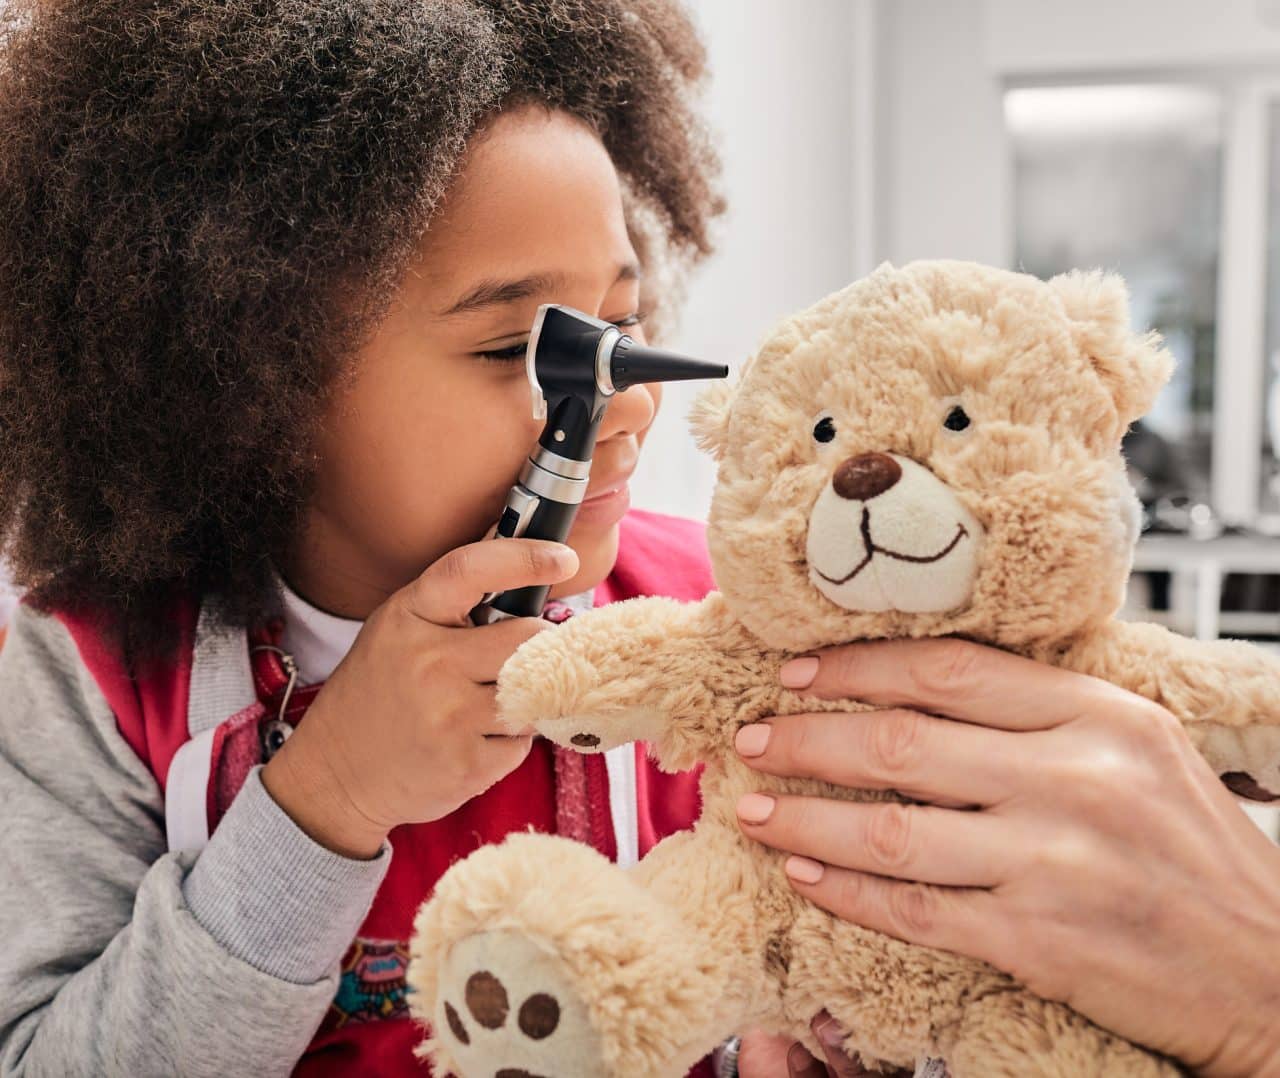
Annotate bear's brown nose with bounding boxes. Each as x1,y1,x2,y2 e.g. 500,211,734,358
832,452,902,501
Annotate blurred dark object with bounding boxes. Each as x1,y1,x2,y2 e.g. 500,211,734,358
1123,418,1192,511
1123,419,1187,610
1223,572,1280,615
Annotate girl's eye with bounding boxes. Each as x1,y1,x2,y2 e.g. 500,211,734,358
476,342,528,364
813,415,837,443
944,405,971,432
473,312,646,364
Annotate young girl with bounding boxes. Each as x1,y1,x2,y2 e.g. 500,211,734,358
0,2,818,1074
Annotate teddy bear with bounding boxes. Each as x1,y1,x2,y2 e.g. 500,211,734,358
407,259,1280,1077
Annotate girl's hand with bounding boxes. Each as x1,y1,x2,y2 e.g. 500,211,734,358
738,1013,908,1078
262,537,579,858
734,639,1280,1077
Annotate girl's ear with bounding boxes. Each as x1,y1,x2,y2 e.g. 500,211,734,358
687,376,738,461
1048,269,1174,426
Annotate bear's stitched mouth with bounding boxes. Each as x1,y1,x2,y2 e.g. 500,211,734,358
813,507,970,586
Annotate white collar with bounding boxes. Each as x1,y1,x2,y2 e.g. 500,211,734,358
273,570,364,686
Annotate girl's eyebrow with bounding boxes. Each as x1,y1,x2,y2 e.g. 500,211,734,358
437,261,641,319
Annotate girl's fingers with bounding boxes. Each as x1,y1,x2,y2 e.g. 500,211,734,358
736,793,1012,888
737,1029,805,1077
810,1012,907,1077
786,1042,829,1078
781,637,1128,733
439,614,551,684
736,708,1023,808
403,538,578,626
441,683,535,739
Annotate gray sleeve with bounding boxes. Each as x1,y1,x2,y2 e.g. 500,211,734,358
0,605,391,1078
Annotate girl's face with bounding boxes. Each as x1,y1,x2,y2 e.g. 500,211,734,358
286,105,661,617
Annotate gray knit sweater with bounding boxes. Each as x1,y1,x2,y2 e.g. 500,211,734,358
0,603,390,1077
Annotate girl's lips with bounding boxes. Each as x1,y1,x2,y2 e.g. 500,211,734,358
582,467,634,502
583,481,625,502
575,480,631,523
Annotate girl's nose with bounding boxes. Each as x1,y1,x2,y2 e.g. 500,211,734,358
597,380,658,440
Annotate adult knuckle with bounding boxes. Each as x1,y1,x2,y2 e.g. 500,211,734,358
864,803,917,872
888,882,937,938
866,709,928,781
1128,698,1185,749
1062,756,1122,815
912,639,983,699
1060,747,1148,830
1028,833,1093,880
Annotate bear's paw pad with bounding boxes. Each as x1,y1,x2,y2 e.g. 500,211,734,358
435,930,604,1078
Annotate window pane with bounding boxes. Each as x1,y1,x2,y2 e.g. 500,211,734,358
1006,85,1224,509
1261,99,1280,522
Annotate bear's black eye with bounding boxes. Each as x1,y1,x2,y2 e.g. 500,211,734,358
813,416,837,443
943,405,971,432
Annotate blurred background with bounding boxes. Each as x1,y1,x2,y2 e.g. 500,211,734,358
642,0,1280,832
645,0,1280,644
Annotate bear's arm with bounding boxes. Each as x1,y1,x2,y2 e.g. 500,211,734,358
1056,619,1280,800
496,591,773,772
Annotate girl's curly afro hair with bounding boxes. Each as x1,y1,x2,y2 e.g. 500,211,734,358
0,0,723,658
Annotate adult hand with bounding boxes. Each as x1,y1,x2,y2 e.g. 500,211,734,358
733,638,1280,1078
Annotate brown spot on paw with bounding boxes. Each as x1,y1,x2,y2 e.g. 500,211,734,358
517,993,560,1039
1221,771,1280,802
465,970,509,1029
570,733,600,748
444,1001,469,1045
496,1071,550,1078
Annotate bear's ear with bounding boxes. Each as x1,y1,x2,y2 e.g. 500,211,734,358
1048,269,1174,426
687,374,740,461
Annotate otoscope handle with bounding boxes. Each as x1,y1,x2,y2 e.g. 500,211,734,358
484,496,578,619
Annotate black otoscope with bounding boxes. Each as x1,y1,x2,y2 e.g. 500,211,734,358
469,304,728,625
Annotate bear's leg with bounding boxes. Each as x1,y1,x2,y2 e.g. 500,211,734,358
784,912,1180,1077
408,828,773,1078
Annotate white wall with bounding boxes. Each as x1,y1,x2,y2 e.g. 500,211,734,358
985,0,1280,75
877,0,1009,267
630,0,858,522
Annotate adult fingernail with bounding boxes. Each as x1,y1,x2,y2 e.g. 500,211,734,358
735,723,771,757
780,655,819,689
785,855,825,884
735,792,776,824
552,545,578,571
787,1043,827,1078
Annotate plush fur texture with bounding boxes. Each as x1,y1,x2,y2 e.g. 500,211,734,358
407,260,1280,1076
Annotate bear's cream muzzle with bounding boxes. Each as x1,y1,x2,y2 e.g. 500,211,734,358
806,452,984,614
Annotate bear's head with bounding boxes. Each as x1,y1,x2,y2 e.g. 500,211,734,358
688,260,1173,653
